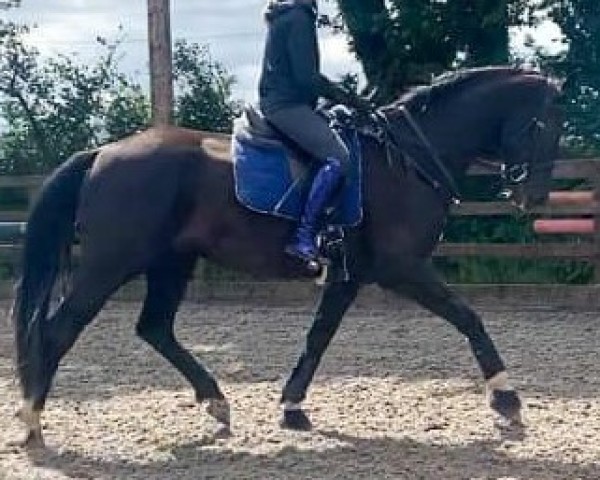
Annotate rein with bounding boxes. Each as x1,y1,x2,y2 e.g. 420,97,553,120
373,107,461,202
398,105,461,200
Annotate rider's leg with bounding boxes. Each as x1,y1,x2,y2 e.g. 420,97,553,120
285,157,344,260
265,105,350,261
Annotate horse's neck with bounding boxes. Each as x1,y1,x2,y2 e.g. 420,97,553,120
423,104,499,178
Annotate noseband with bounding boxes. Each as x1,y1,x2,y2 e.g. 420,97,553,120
501,113,555,186
502,162,530,184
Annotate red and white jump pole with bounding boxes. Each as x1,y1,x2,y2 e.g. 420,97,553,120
533,218,595,234
547,191,595,206
533,191,596,235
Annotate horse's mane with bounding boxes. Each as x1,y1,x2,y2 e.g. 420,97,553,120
389,66,549,111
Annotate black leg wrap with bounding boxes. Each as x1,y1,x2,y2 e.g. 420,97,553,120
468,329,506,380
281,355,318,404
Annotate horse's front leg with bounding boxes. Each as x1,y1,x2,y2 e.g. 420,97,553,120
377,257,522,424
281,280,361,430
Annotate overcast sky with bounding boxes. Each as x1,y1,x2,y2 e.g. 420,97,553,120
4,0,563,103
4,0,362,102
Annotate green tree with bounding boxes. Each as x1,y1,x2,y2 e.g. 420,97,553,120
173,40,240,133
540,0,600,154
0,0,21,9
0,26,241,175
0,22,50,172
333,0,537,100
0,24,151,173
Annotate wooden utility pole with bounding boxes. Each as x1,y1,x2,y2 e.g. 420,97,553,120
147,0,174,125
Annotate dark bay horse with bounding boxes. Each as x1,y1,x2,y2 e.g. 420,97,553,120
12,67,562,446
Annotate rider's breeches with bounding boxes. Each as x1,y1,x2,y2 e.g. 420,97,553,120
265,105,350,175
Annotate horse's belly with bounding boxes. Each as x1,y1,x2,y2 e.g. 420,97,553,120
173,207,304,279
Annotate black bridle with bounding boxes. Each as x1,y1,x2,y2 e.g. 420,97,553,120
369,87,557,204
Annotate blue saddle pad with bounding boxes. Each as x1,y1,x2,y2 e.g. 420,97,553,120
232,129,363,227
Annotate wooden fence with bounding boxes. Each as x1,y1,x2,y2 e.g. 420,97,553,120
2,159,600,284
441,158,600,282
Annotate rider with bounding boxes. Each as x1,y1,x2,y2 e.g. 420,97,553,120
258,0,370,265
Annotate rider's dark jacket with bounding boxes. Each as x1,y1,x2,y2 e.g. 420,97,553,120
259,0,333,114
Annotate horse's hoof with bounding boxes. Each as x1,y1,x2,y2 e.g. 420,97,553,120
213,423,232,439
490,389,522,424
206,398,231,427
280,409,313,431
14,407,45,449
23,429,45,449
7,428,45,450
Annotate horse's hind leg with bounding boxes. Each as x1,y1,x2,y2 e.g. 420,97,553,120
378,258,522,424
17,265,126,447
135,251,230,433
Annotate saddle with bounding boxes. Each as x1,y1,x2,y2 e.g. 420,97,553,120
231,104,363,227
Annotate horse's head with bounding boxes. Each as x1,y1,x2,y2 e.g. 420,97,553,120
496,76,563,210
378,67,563,209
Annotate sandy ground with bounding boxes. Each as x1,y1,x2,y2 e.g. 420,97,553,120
0,298,599,479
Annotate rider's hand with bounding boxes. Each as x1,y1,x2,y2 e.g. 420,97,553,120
347,95,374,116
319,75,372,111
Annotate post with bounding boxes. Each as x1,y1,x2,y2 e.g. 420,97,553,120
147,0,174,125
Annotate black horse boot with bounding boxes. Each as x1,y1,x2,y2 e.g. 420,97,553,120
285,158,344,266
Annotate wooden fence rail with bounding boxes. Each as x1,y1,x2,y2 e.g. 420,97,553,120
440,159,600,277
2,158,600,282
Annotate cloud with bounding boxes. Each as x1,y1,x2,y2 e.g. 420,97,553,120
6,0,360,102
321,33,362,79
511,20,565,57
9,0,148,80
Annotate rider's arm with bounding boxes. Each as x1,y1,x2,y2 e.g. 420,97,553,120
287,10,321,105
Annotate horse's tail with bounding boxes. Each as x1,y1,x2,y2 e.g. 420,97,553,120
12,150,96,402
